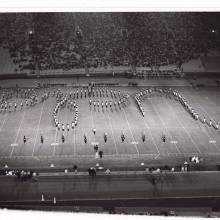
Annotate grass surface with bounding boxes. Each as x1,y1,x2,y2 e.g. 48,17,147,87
0,79,220,169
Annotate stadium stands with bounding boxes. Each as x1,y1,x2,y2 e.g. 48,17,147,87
0,13,219,75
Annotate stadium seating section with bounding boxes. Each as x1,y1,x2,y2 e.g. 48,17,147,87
0,13,219,74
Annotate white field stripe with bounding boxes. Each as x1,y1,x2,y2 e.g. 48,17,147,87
148,98,181,154
31,102,45,157
52,145,56,157
154,154,160,159
162,96,202,154
73,103,79,156
185,91,218,126
201,125,220,152
194,92,218,123
52,106,60,156
13,110,26,144
54,119,59,143
106,111,118,155
69,109,75,156
10,110,26,158
122,108,139,155
195,101,220,137
73,124,76,156
4,151,220,159
52,134,57,156
183,93,220,151
142,117,160,155
0,113,8,133
90,104,96,142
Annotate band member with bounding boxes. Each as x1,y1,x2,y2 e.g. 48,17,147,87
84,134,87,144
61,134,65,143
23,136,27,144
40,134,44,144
104,133,107,143
162,133,166,143
121,132,125,142
142,132,146,142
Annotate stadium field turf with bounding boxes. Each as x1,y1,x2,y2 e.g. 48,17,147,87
0,78,220,170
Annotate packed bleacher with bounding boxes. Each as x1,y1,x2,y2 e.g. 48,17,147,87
0,13,219,74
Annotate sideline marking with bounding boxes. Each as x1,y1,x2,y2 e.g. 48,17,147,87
163,97,202,154
184,92,220,152
10,110,26,158
142,110,160,155
106,111,119,155
32,102,45,157
148,98,181,154
0,113,8,133
154,154,160,159
122,108,139,155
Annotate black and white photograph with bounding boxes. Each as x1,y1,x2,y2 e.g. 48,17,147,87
1,0,220,218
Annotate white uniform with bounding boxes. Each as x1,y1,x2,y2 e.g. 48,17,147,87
62,124,65,131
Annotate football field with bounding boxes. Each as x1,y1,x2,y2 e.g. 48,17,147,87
0,79,220,170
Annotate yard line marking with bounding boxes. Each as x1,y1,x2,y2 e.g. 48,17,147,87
31,102,45,157
193,91,218,123
10,109,27,158
54,126,58,143
200,125,220,152
154,154,160,159
52,102,60,157
142,116,160,155
197,104,217,123
52,141,58,156
163,97,202,154
176,92,220,152
90,105,96,142
52,136,57,157
13,110,26,144
106,111,119,155
53,127,58,157
185,91,219,127
73,126,76,156
0,113,8,133
122,108,139,155
147,98,181,154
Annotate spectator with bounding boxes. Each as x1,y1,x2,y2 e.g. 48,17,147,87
105,168,111,174
73,165,78,173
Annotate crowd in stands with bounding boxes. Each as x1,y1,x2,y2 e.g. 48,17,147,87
0,13,218,73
